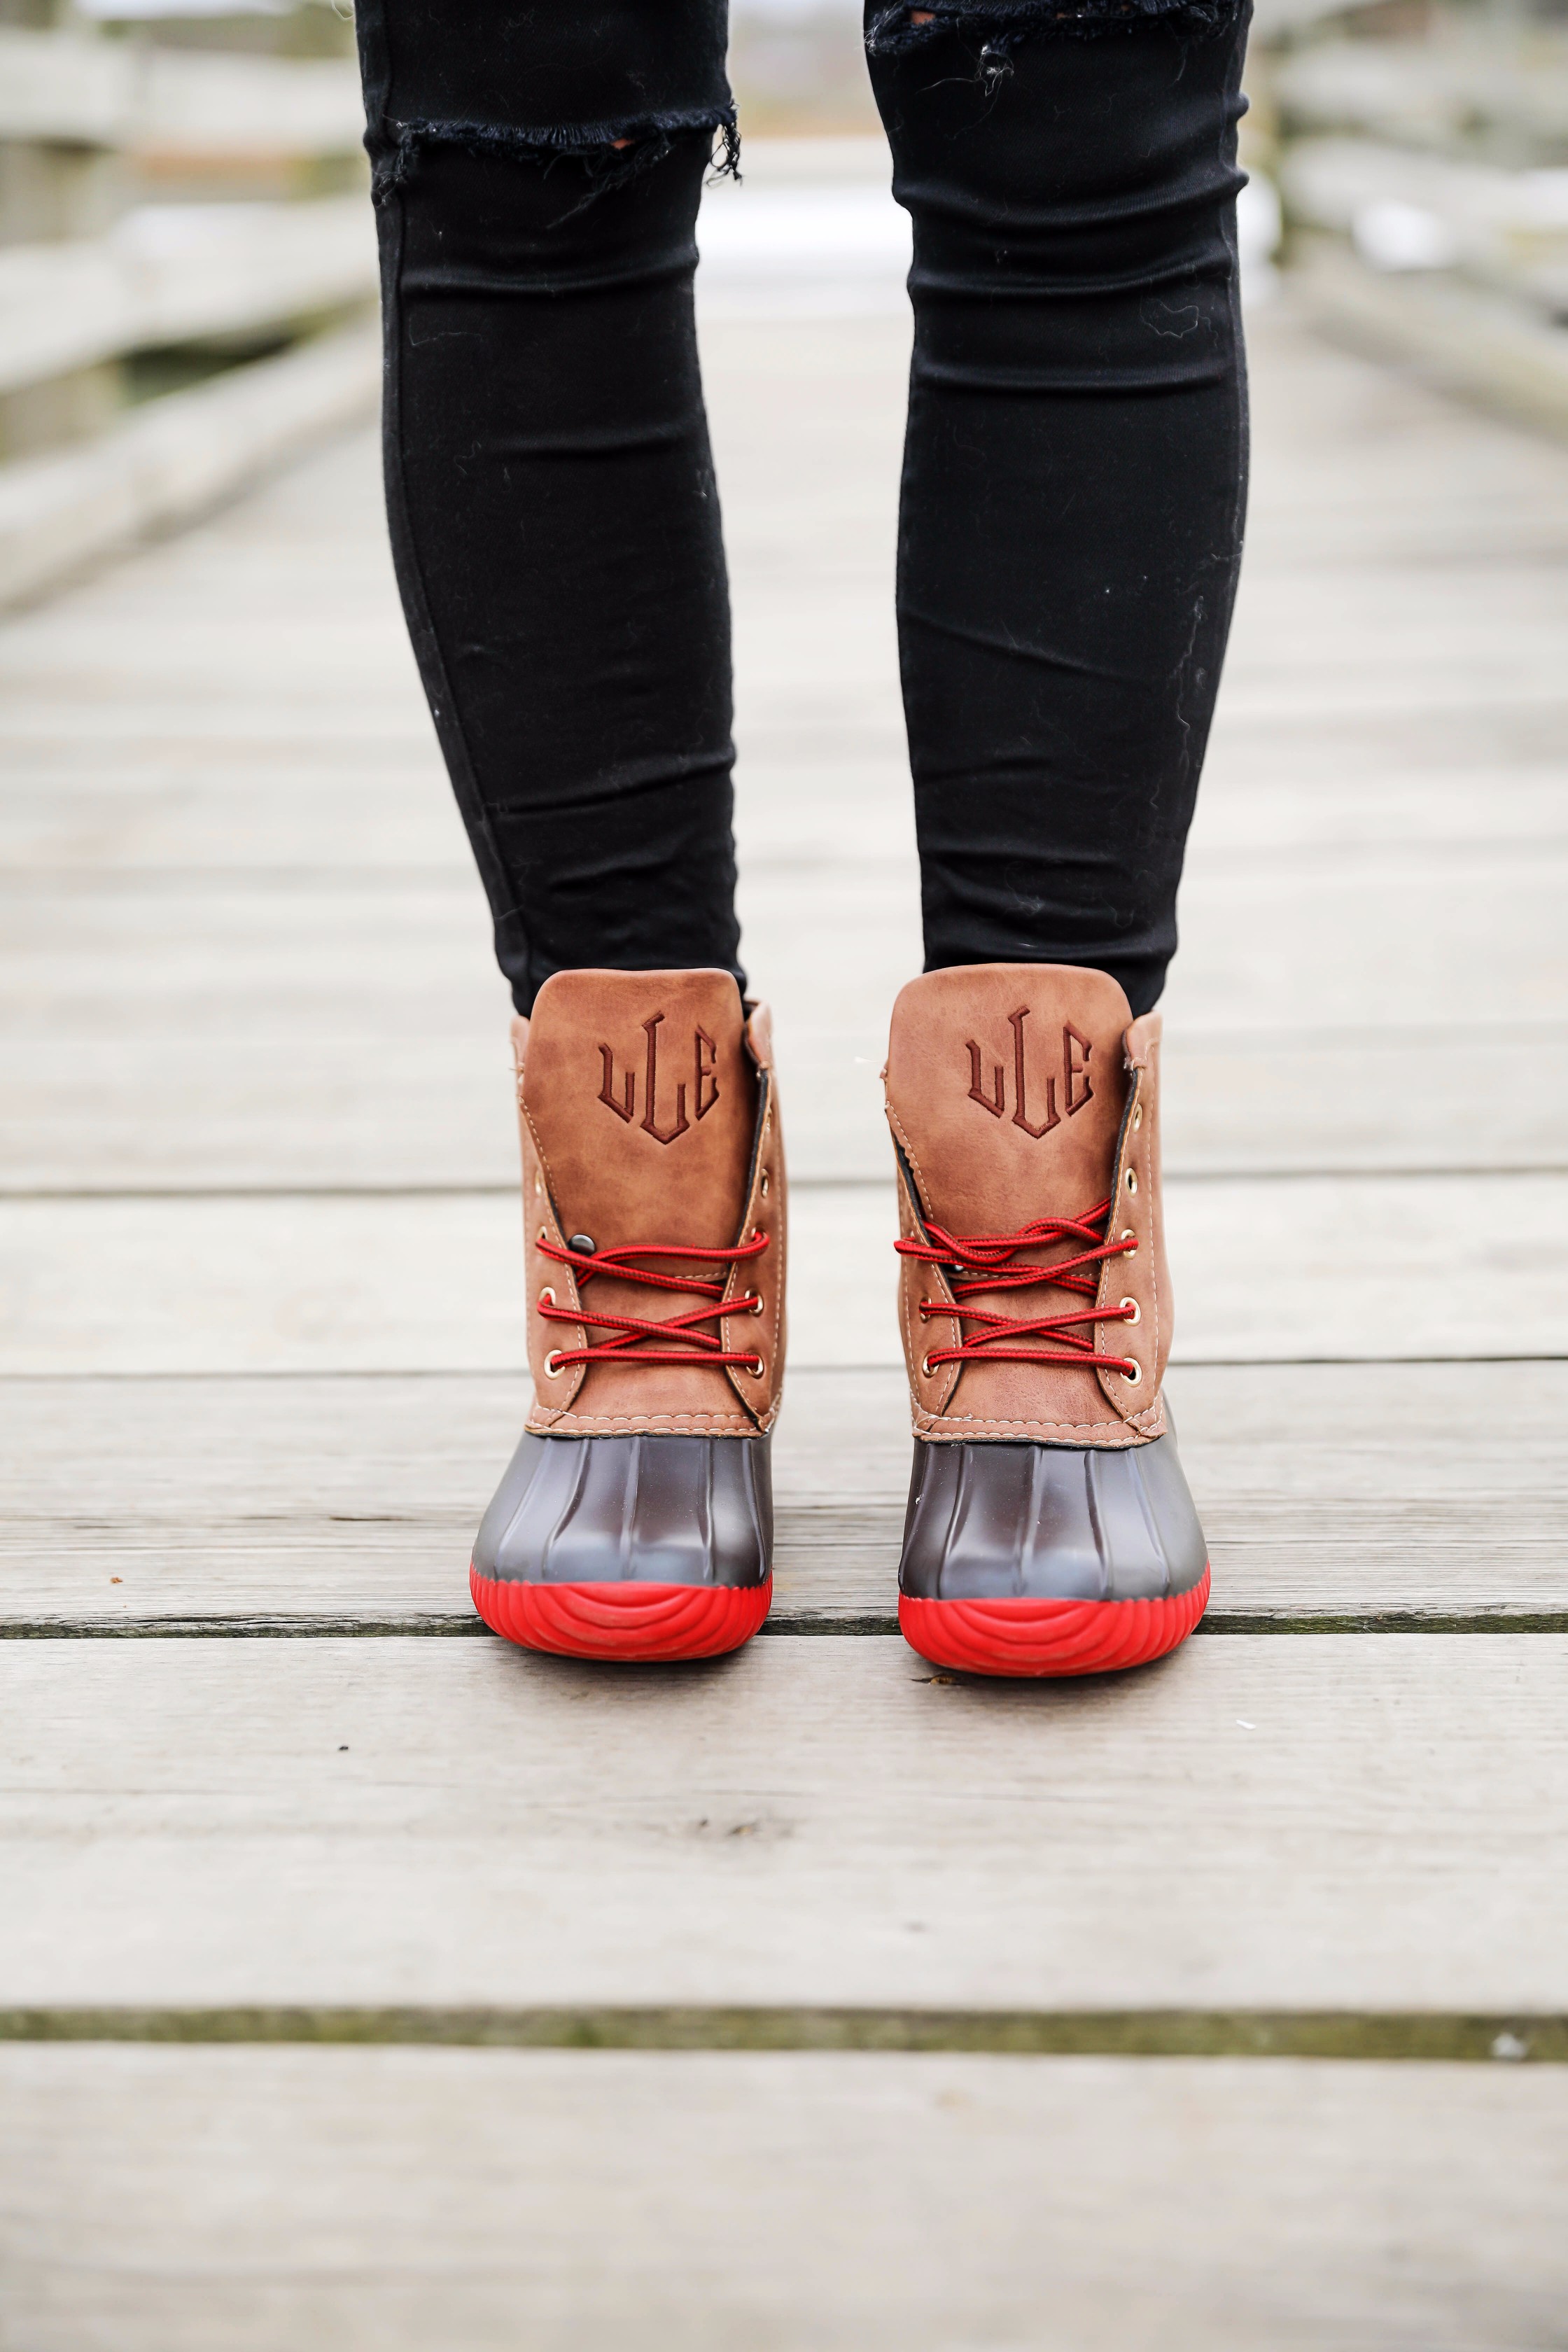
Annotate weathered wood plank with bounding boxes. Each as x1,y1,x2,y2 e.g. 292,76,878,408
1,2045,1563,2352
755,1019,1568,1185
3,739,1562,878
1216,307,1568,539
0,30,364,155
0,330,382,617
2,1021,1564,1190
2,314,1564,1194
0,760,463,876
3,1634,1566,2007
1,1364,1562,1628
0,1172,1562,1374
4,854,1562,1041
0,203,377,399
1158,1029,1568,1176
0,1032,519,1194
0,882,503,1038
2,828,1562,1189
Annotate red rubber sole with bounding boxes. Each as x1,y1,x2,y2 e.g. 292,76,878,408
899,1564,1210,1678
470,1567,772,1662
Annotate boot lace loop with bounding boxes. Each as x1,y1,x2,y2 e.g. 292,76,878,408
895,1198,1138,1374
538,1231,769,1373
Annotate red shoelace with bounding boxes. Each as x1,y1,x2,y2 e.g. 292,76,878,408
895,1198,1138,1376
536,1230,770,1376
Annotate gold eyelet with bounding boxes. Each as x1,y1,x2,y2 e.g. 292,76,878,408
538,1287,556,1308
748,1294,765,1315
543,1350,566,1378
1119,1296,1140,1326
1125,1168,1138,1195
760,1171,770,1197
1133,1105,1143,1131
538,1228,549,1246
1121,1360,1143,1387
747,1355,765,1378
1121,1228,1136,1247
922,1354,937,1378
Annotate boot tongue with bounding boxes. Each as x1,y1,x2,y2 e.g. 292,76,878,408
522,969,755,1252
886,965,1133,1235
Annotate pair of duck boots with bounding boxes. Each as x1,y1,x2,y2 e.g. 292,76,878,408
469,962,1210,1676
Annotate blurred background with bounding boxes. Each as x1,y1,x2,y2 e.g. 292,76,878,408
3,0,1568,607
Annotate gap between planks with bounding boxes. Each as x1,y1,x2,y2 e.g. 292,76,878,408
5,1609,1568,1640
0,2005,1561,2062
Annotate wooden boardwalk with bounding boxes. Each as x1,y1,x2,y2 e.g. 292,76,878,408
1,289,1567,2344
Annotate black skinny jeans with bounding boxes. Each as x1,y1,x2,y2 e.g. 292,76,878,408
356,0,1250,1016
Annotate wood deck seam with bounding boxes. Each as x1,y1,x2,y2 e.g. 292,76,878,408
5,1609,1566,1639
0,2004,1561,2062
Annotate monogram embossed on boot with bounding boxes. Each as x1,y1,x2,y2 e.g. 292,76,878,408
469,968,785,1661
884,965,1208,1676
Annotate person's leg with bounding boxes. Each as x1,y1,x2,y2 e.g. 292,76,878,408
355,4,784,1661
867,0,1250,1011
356,0,742,1012
867,4,1250,1674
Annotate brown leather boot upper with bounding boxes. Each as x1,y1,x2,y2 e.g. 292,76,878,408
513,969,785,1438
884,964,1170,1449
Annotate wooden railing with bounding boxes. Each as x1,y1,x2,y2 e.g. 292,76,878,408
6,2,1567,610
1254,4,1568,440
0,198,374,398
0,27,366,153
0,22,377,609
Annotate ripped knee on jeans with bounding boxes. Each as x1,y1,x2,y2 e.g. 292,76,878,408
369,110,740,207
866,0,1244,60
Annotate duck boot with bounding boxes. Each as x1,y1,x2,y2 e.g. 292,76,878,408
884,965,1209,1676
470,968,785,1662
